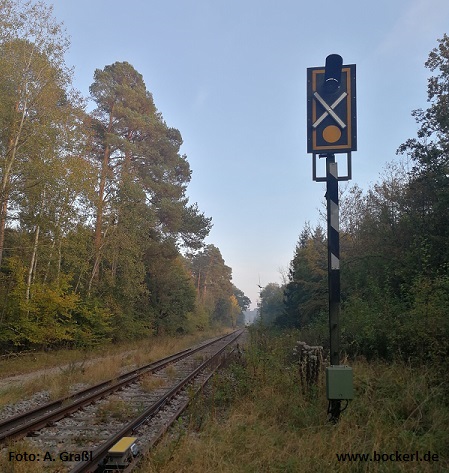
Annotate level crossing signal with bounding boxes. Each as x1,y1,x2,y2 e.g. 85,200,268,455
307,55,357,154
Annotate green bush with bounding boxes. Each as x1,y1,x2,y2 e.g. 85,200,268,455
339,275,449,368
393,276,449,365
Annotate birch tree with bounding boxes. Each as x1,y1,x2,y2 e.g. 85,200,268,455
0,0,72,268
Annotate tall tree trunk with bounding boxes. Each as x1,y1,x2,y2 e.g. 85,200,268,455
57,238,62,286
0,45,35,269
26,225,40,302
89,108,115,293
0,104,28,268
94,146,109,252
43,237,57,284
89,144,110,292
0,195,9,269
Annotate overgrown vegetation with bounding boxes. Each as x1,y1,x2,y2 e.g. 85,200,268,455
0,0,250,352
142,328,449,472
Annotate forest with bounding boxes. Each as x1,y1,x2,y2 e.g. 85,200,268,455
0,0,250,352
259,33,449,369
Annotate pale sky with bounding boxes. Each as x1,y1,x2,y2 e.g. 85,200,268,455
44,0,449,308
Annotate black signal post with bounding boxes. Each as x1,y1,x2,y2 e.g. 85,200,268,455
307,54,356,422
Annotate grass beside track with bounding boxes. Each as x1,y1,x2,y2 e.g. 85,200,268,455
140,327,449,473
0,328,231,409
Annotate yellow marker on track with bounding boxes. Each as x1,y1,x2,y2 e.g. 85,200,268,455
108,437,137,455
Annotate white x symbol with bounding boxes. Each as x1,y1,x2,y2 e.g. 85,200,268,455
312,92,347,129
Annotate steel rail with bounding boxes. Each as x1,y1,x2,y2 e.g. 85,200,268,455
0,330,239,444
0,348,190,438
70,329,244,473
122,346,238,473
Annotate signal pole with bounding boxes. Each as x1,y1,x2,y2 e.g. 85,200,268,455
326,153,341,420
326,153,340,367
307,55,356,422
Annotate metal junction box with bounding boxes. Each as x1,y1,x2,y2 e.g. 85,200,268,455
326,365,354,400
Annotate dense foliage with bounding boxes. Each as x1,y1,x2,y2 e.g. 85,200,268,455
259,34,449,366
0,0,249,351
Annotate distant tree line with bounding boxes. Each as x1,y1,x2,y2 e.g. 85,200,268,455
258,34,449,366
0,0,250,352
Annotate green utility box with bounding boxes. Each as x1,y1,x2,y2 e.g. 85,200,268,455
326,365,354,400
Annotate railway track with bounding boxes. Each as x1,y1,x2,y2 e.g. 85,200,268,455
1,329,245,472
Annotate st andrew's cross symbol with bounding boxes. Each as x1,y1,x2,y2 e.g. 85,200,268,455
312,91,347,129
